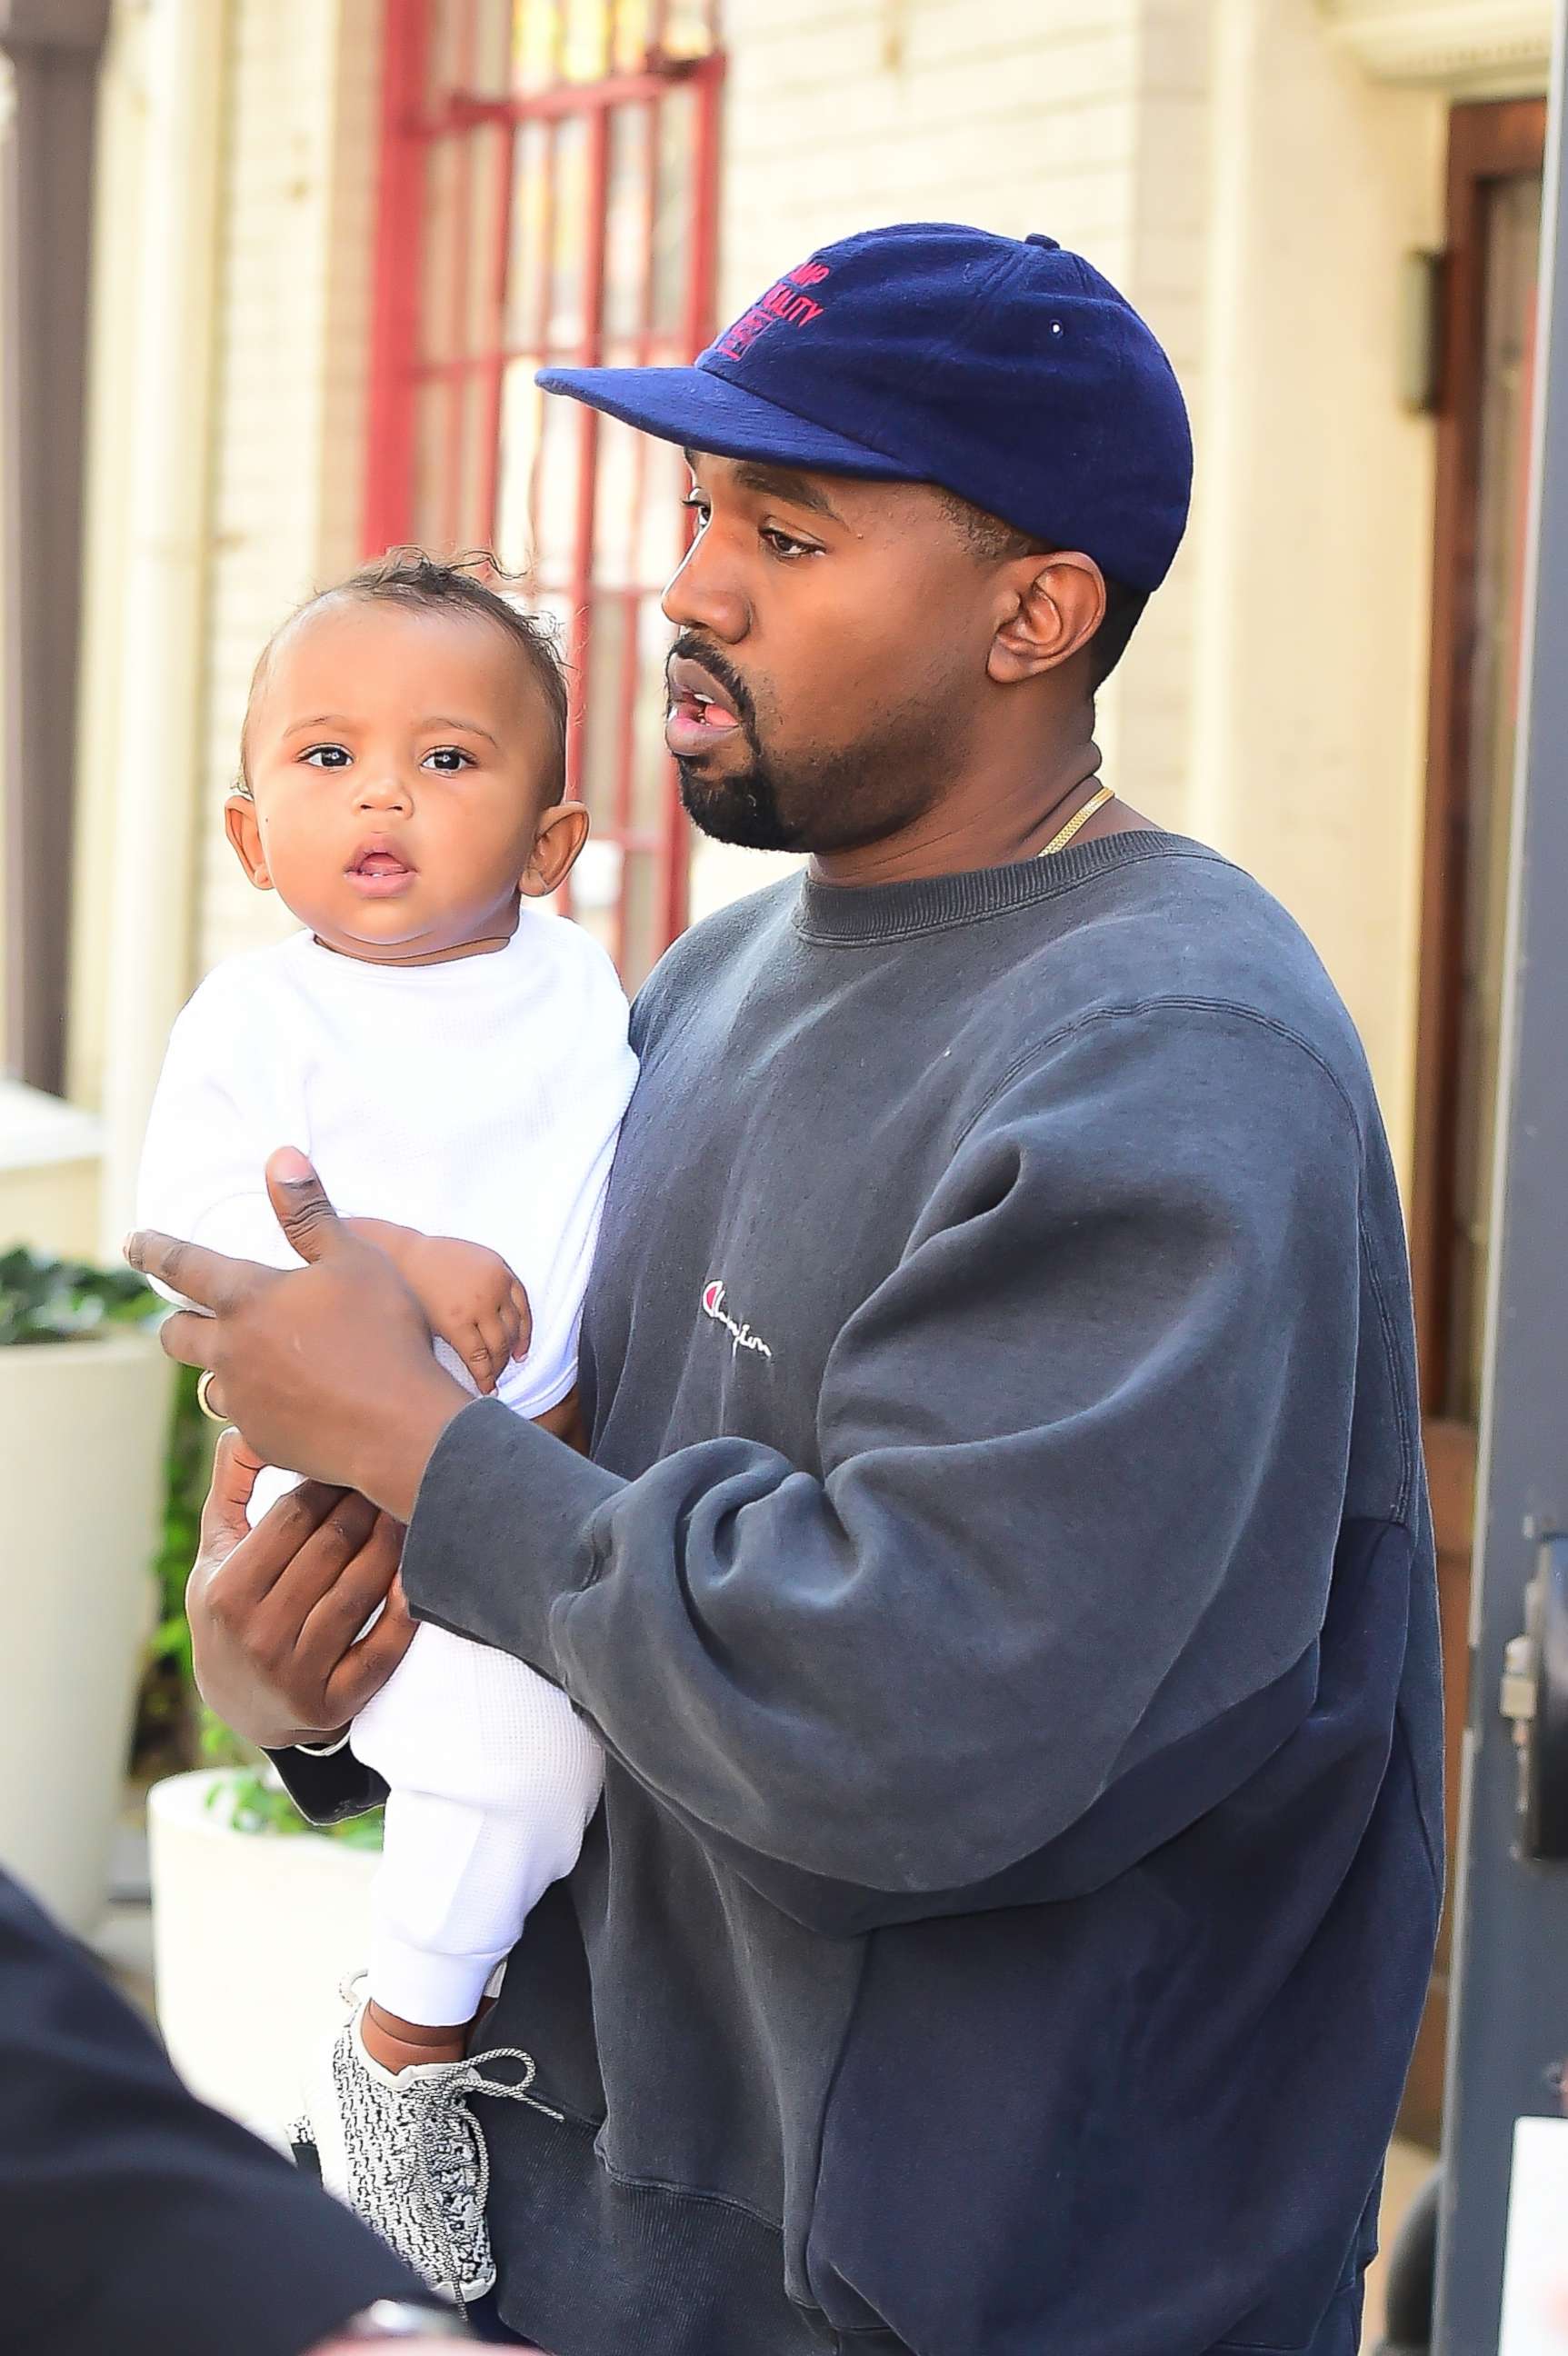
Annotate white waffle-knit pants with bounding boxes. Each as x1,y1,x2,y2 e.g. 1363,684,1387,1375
250,1458,603,2023
347,1621,604,2025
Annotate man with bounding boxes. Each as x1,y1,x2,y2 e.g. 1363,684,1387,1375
127,224,1442,2356
0,1861,464,2349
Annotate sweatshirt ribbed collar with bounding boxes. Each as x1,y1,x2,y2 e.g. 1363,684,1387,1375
792,830,1219,946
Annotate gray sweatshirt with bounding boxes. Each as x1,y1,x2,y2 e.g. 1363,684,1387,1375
287,831,1441,2356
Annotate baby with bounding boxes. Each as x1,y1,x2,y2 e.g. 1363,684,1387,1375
137,554,636,2302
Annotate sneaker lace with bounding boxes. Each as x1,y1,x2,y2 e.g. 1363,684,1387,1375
399,2045,563,2309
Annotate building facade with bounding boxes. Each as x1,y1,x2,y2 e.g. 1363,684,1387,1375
0,0,1556,2135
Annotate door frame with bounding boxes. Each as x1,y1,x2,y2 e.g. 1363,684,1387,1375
1401,95,1548,2149
1412,95,1547,1413
1433,23,1568,2345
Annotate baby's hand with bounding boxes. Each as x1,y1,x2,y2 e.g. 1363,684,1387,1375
401,1234,533,1395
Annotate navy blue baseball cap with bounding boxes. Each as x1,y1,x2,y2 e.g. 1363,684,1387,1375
538,221,1193,594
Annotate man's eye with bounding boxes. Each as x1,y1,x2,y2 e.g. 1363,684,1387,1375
302,744,351,768
762,527,816,561
681,494,712,530
421,745,476,774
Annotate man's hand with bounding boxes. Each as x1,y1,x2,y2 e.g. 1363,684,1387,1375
125,1148,469,1519
187,1428,414,1749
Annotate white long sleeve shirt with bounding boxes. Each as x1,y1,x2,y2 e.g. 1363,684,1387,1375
137,908,637,1424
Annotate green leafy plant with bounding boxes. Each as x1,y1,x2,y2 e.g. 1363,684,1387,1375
0,1245,163,1346
203,1757,384,1848
145,1365,207,1687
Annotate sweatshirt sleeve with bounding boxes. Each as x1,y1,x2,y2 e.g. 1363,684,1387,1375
399,1005,1371,1916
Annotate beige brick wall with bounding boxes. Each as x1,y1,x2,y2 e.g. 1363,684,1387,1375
194,0,383,979
1111,0,1209,833
321,0,386,585
720,0,1143,296
1184,0,1446,1183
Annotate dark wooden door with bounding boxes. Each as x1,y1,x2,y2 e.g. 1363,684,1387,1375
1403,97,1545,2147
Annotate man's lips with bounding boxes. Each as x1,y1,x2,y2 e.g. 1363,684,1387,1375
665,653,743,755
345,842,417,899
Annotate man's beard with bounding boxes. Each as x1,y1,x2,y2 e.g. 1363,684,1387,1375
677,750,814,852
672,663,964,857
667,634,806,851
678,724,958,855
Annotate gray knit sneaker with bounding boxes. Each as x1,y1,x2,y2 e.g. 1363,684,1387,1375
301,2001,560,2305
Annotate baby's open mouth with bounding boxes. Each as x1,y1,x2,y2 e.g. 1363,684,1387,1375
345,843,417,896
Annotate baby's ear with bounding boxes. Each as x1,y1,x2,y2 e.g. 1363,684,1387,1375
521,800,591,900
224,792,274,891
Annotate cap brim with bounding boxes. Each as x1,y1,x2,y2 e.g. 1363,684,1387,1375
535,363,921,481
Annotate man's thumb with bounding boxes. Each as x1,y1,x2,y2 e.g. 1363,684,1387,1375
265,1146,343,1263
199,1426,265,1548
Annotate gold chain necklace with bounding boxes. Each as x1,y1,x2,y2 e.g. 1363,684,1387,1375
1037,783,1115,858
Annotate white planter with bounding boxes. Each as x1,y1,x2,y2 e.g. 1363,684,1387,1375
148,1767,378,2145
0,1331,174,1934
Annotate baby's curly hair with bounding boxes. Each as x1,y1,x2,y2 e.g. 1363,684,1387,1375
236,549,569,800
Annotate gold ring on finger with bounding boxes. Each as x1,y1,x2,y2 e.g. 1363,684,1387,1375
195,1368,228,1426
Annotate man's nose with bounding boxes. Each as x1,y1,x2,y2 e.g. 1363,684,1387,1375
663,533,748,643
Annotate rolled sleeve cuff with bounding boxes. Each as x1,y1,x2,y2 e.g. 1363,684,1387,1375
399,1396,624,1678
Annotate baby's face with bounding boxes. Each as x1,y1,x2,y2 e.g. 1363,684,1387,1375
232,598,569,962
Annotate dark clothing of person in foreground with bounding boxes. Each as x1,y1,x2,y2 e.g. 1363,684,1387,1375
0,1867,421,2353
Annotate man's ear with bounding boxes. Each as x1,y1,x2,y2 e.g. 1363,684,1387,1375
225,793,274,890
988,553,1105,685
521,800,591,900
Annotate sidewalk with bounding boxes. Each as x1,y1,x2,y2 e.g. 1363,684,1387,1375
93,1820,155,2022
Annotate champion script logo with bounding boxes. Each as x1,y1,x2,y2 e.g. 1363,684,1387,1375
701,1280,774,1362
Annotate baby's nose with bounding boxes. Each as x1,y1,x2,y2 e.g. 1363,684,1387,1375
357,772,412,808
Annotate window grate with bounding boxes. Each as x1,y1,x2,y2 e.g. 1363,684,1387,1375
365,0,724,983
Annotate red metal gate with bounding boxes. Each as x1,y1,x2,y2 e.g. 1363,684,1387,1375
365,0,724,983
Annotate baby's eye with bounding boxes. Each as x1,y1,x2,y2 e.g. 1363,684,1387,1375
302,744,351,769
421,745,477,774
